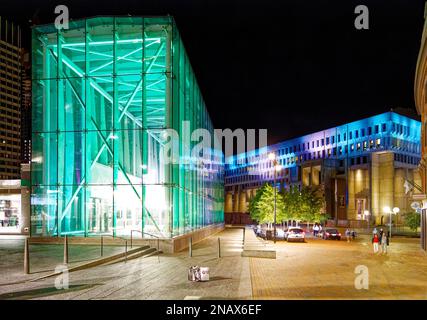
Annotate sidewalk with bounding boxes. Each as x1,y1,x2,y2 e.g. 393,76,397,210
0,228,253,300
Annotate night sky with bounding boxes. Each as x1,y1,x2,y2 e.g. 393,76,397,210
1,0,426,145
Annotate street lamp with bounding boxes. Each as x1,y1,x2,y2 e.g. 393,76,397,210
392,207,400,238
268,152,282,244
383,206,399,239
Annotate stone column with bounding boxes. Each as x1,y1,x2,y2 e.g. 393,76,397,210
347,169,355,220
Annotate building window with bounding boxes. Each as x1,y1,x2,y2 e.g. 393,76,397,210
326,137,329,145
368,127,372,135
349,132,353,140
361,128,365,137
355,130,359,138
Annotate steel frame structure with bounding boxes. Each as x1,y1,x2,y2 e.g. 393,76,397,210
31,16,224,238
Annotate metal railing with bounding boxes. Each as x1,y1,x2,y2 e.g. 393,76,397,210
100,234,128,262
130,230,160,252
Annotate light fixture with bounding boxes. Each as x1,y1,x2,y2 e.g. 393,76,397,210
392,207,400,214
268,152,276,161
383,206,391,213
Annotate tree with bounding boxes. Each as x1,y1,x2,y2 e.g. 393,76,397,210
403,212,421,232
281,186,325,225
300,187,325,223
249,183,286,226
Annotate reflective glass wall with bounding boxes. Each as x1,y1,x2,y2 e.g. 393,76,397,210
31,17,224,238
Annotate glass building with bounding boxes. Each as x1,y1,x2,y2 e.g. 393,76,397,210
31,16,224,238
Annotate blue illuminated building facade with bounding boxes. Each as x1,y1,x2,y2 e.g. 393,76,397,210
224,111,421,226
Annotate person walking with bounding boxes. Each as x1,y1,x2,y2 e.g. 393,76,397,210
313,224,319,237
372,233,380,254
345,228,351,242
381,231,388,254
372,227,378,236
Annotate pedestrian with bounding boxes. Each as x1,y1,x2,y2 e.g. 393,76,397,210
381,231,388,254
351,229,356,240
345,228,351,242
372,233,380,253
379,228,384,239
373,227,378,235
313,224,319,237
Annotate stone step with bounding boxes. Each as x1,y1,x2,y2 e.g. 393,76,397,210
104,247,159,265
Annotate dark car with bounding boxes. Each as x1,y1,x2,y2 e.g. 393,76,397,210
321,228,341,240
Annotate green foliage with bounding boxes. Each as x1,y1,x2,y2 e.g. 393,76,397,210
281,186,325,223
403,212,421,231
249,183,285,224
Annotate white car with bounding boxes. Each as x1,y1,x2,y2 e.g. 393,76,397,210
286,227,305,242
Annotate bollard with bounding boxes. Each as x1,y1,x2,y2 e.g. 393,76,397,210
218,237,221,258
189,237,192,257
130,231,133,249
101,236,104,257
24,238,30,274
243,228,246,244
125,240,128,263
63,235,69,264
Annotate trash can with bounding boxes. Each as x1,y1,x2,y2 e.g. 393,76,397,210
188,266,210,282
199,267,209,281
266,230,273,240
188,266,201,281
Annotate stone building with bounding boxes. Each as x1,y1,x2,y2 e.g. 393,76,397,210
224,111,421,227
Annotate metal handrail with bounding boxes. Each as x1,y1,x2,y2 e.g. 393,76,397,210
100,234,128,262
130,230,160,252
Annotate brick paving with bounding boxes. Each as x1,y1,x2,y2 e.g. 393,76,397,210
250,235,427,299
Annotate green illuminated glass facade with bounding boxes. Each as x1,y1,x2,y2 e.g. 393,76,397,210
31,16,224,238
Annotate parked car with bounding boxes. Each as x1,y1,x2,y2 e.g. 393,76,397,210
285,227,305,242
320,228,341,240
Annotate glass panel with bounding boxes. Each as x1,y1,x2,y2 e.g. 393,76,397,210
58,131,85,186
31,185,58,236
86,185,114,235
31,132,58,186
32,79,58,133
58,185,85,235
87,17,114,77
114,184,142,237
86,130,114,185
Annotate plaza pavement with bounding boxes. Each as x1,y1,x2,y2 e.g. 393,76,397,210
0,228,427,299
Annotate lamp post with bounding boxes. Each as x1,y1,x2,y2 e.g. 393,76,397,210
383,206,391,238
392,207,400,238
268,152,282,244
383,206,399,239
